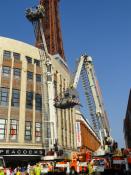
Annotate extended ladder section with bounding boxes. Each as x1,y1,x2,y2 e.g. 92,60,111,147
80,56,110,142
54,53,110,143
72,55,103,137
25,5,57,151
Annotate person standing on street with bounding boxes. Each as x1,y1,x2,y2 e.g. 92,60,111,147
34,164,41,175
87,161,95,175
0,167,4,175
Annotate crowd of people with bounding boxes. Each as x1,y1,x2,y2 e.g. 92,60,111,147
0,160,96,175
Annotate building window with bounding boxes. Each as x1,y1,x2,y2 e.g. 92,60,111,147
35,94,42,111
2,66,11,76
0,119,7,140
3,50,11,59
14,68,21,78
35,122,42,142
0,87,9,106
26,56,32,64
13,52,21,61
36,74,42,82
34,59,40,66
10,119,18,141
27,71,33,80
26,92,33,109
25,121,32,141
11,89,20,107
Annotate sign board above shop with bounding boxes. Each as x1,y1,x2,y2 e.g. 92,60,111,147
0,148,45,156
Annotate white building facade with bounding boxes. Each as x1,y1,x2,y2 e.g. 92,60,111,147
0,37,77,162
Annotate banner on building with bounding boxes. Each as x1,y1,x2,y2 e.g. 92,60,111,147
76,122,81,147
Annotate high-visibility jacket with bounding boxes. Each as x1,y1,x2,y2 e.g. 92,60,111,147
88,163,95,174
16,170,21,175
0,170,4,175
34,165,41,175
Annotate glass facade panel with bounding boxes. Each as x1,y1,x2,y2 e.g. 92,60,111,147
25,121,32,141
3,50,11,59
14,68,21,78
35,122,42,142
2,66,11,76
34,59,40,66
10,119,18,141
0,119,7,140
27,71,33,80
11,89,20,107
35,94,42,111
13,52,21,61
36,74,42,82
0,87,9,106
26,92,33,109
26,56,32,64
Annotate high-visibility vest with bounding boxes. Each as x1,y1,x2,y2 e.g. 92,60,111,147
88,163,95,174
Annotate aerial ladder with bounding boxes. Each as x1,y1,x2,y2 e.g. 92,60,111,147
55,54,111,145
25,5,57,151
25,4,111,149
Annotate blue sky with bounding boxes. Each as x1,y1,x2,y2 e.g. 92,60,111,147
0,0,131,148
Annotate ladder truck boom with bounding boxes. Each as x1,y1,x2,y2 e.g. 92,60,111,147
72,55,85,89
73,55,110,141
25,4,57,151
55,54,111,144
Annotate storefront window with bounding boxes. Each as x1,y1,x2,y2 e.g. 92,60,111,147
0,119,7,140
35,122,42,142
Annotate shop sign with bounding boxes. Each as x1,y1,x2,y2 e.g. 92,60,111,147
0,148,45,156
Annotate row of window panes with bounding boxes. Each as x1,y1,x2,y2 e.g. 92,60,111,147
0,88,20,107
2,66,42,82
26,56,40,66
25,121,42,141
0,119,17,141
0,87,42,110
3,50,40,66
3,50,20,61
27,71,42,82
2,67,21,78
26,92,42,111
0,119,42,142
